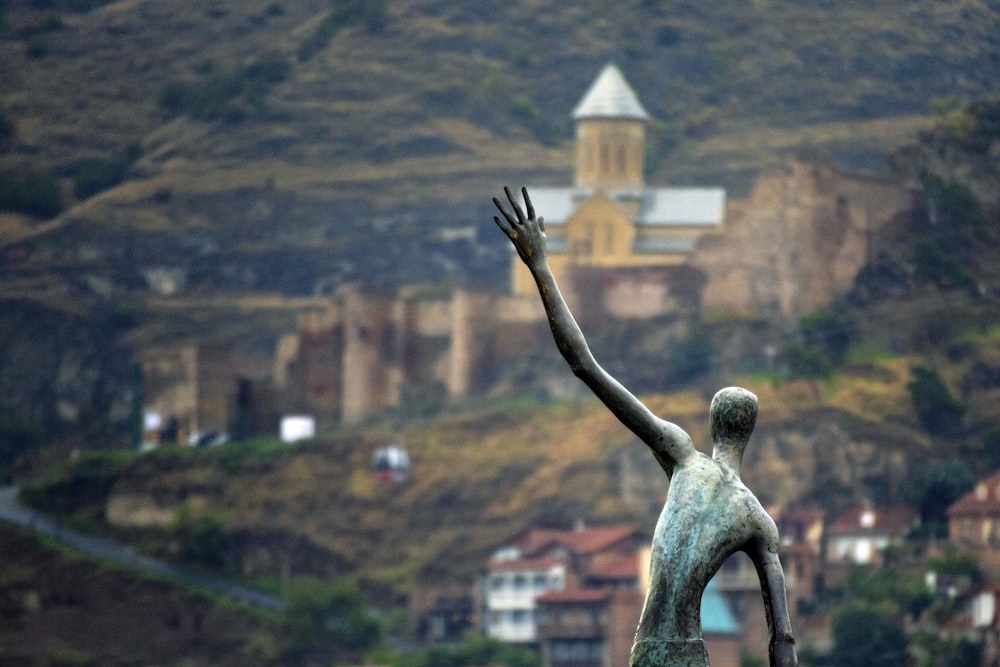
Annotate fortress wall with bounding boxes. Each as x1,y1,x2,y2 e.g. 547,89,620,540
193,343,235,436
341,290,400,424
272,333,300,391
140,345,199,443
298,326,344,423
412,298,453,336
447,290,497,399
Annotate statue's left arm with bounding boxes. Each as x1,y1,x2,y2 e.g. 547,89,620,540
751,537,798,667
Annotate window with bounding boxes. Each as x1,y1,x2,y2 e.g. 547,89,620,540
551,639,604,664
512,609,533,626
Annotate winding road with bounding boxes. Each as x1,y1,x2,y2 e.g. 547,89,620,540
0,485,281,610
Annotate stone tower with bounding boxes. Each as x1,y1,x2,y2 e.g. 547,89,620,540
572,63,650,193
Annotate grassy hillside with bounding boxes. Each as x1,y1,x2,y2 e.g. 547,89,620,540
0,524,279,665
0,0,995,375
2,0,999,282
26,318,1000,603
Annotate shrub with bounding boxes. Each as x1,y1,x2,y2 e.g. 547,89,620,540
829,603,908,667
170,505,232,569
283,576,382,656
0,170,63,218
0,111,15,150
910,238,978,293
784,342,832,380
800,305,855,366
407,637,540,667
907,365,964,436
72,144,140,199
656,24,682,47
905,458,974,530
159,52,291,123
922,173,986,232
298,0,387,61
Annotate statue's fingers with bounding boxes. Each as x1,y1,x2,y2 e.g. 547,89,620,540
522,187,536,222
504,185,526,223
492,196,517,225
493,215,513,234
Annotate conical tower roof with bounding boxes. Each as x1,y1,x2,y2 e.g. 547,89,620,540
572,63,650,121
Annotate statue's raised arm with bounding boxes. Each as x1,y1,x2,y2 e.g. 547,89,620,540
493,186,694,474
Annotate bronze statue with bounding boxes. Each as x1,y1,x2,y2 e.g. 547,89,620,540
493,187,797,667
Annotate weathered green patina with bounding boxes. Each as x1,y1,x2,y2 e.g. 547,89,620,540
493,187,797,667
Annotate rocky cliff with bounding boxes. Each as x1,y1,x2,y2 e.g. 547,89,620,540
694,158,922,321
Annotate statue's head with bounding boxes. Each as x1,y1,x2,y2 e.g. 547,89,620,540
710,386,758,448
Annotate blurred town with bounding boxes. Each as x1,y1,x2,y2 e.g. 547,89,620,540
1,2,999,667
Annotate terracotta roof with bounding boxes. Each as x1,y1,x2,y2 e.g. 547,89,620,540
514,525,638,557
827,505,917,537
536,589,610,604
587,552,641,581
486,555,563,573
948,470,1000,518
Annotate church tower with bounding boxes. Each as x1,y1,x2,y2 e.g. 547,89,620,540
572,63,650,193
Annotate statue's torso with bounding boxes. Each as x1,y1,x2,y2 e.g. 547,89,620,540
634,453,777,644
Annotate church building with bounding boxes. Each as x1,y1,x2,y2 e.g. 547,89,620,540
512,64,726,295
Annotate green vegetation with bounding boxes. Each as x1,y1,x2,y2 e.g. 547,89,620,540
26,0,115,12
907,365,965,437
389,636,540,667
282,576,382,660
297,0,387,61
169,503,233,570
0,169,62,217
828,602,909,667
159,52,291,123
72,144,140,199
0,111,14,150
784,304,857,380
20,449,136,515
905,459,975,536
0,416,44,483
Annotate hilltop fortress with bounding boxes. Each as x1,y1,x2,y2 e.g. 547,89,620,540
142,65,921,437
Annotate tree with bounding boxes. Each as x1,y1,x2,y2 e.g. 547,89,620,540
283,576,382,658
829,603,909,667
800,305,855,366
907,365,965,436
905,458,975,533
406,637,540,667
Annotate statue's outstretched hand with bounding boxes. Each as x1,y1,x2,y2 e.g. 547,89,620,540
493,186,546,270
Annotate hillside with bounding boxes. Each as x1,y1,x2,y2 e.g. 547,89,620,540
0,523,280,665
1,0,999,453
2,0,999,304
23,310,1000,601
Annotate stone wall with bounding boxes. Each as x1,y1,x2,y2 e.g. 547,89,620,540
693,159,920,321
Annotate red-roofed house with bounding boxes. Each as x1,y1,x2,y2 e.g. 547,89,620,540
825,504,918,566
948,470,1000,577
535,587,644,667
481,523,644,645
